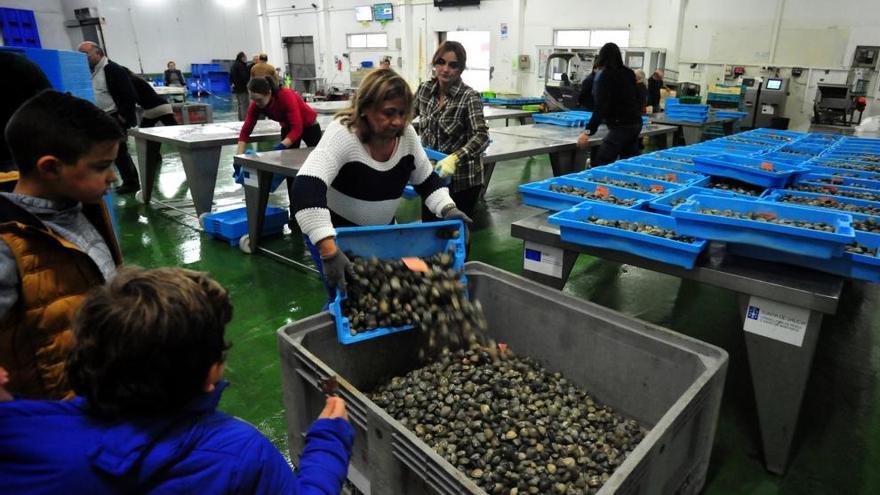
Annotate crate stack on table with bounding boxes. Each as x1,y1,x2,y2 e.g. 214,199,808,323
518,129,880,281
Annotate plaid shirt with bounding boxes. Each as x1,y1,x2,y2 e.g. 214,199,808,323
414,78,489,192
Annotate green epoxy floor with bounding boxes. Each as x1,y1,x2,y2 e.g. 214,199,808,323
115,96,880,493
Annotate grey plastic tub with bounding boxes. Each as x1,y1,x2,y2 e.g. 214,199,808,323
278,262,728,495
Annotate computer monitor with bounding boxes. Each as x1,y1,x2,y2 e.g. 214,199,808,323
373,3,393,20
354,5,373,21
766,78,783,90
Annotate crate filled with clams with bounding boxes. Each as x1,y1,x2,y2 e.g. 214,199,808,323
692,154,807,189
703,177,766,198
648,186,739,214
671,194,855,258
278,262,729,495
729,231,880,283
626,155,700,173
761,189,880,218
570,169,684,196
698,138,774,155
519,177,654,212
814,156,880,172
786,182,880,203
804,161,880,180
602,162,707,186
328,220,467,345
795,173,880,192
549,204,707,269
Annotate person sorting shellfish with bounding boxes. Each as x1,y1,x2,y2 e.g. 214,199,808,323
291,69,472,300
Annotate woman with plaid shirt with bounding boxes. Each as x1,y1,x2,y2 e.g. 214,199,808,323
414,41,489,222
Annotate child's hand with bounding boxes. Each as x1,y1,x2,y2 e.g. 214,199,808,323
319,396,349,422
0,367,12,402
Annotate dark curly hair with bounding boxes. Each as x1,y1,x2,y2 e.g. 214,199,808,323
67,267,233,418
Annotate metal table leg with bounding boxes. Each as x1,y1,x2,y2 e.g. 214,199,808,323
134,136,159,204
178,146,222,217
480,160,496,198
722,120,736,136
737,294,823,474
664,131,674,149
681,126,704,145
242,167,273,254
519,241,578,290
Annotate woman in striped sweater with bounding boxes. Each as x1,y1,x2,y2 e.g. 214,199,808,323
292,69,471,298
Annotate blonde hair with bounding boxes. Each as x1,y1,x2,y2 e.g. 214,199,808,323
337,68,414,142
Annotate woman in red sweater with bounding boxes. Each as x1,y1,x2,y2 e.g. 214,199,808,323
236,76,321,154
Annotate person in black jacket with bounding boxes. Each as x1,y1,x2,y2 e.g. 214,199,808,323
577,68,599,110
577,43,642,166
647,70,667,111
229,52,250,120
77,41,140,194
163,61,186,88
128,70,177,177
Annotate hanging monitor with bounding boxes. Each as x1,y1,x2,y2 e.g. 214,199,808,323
354,5,373,21
373,3,393,20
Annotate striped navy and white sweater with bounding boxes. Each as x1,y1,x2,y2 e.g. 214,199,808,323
292,120,453,245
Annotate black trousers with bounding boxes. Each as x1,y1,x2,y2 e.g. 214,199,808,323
593,124,643,166
285,122,324,194
140,113,178,171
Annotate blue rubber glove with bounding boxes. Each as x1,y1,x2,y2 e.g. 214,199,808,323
244,149,257,155
274,143,288,151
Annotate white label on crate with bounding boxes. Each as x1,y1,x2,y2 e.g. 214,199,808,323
742,296,809,347
523,242,563,278
242,166,259,187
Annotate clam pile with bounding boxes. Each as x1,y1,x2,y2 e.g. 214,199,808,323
371,346,645,495
845,243,878,256
818,161,880,173
587,216,697,243
341,251,488,352
778,194,880,216
586,177,657,193
778,148,814,157
705,180,763,196
726,136,773,146
699,208,835,232
809,177,879,190
789,184,880,202
615,170,685,184
853,217,880,234
548,184,637,206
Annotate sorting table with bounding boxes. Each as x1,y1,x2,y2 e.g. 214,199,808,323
649,113,742,145
510,211,844,475
481,106,534,125
130,116,337,217
310,100,350,114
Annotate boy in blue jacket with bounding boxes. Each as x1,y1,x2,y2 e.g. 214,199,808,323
0,266,354,494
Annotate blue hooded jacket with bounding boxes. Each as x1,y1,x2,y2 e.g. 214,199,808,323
0,382,354,494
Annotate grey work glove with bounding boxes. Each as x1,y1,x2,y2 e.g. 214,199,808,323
442,206,473,242
321,250,351,295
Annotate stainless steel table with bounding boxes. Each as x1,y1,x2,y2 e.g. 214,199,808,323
131,116,337,217
310,100,350,114
510,211,844,475
482,106,534,125
649,113,742,145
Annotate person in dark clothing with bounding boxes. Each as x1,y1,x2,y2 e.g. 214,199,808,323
77,42,140,194
577,43,643,166
647,70,666,111
634,69,648,113
163,61,186,87
0,50,52,172
229,51,251,120
127,70,177,177
577,68,598,110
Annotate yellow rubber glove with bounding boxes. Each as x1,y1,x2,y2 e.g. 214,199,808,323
437,153,459,178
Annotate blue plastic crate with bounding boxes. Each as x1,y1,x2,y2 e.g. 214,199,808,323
190,63,222,77
667,103,710,114
701,139,772,154
603,162,707,185
787,182,880,203
658,146,723,157
805,157,880,174
203,206,289,246
533,111,592,127
803,164,880,181
648,186,738,214
758,151,812,165
624,156,701,173
402,147,450,199
746,128,805,142
671,194,854,258
1,47,95,102
761,188,880,217
707,93,742,103
692,154,807,188
572,168,683,195
483,97,544,105
0,8,40,48
728,231,880,283
805,133,844,142
328,220,467,345
519,177,653,211
796,173,880,191
665,114,709,123
549,204,707,269
720,134,780,147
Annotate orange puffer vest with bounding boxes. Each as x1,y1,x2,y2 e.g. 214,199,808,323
0,196,122,399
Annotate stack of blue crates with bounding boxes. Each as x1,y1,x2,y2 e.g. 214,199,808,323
0,8,40,48
0,46,94,102
666,103,710,123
